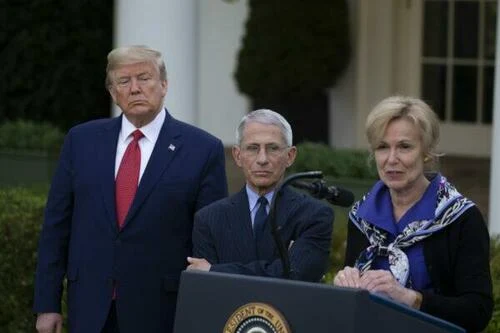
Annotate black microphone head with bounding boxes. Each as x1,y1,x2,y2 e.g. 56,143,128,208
331,187,355,207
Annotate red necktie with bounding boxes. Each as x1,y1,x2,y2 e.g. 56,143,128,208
115,129,144,229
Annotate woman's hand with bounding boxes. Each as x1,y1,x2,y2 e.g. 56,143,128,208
333,266,361,288
359,269,421,308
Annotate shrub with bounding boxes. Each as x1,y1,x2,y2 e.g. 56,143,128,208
0,120,64,153
0,0,113,130
235,0,350,101
486,236,500,332
322,211,349,283
0,187,46,332
290,142,378,180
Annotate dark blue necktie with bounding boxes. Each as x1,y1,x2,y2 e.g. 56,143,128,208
254,196,268,241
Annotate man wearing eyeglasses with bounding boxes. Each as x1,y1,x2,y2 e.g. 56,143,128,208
187,109,333,282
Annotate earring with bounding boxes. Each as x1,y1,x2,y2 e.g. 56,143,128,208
424,156,430,162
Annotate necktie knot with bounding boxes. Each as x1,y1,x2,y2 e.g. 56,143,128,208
258,196,268,207
132,129,144,142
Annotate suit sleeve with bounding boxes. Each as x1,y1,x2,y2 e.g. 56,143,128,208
192,209,219,264
420,207,493,332
33,131,74,313
210,202,334,282
195,139,228,212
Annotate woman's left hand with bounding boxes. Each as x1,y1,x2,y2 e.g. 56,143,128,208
359,269,420,308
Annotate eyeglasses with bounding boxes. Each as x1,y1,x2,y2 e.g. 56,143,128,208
240,144,289,157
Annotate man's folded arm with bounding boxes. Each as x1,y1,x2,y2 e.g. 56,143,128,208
210,205,333,282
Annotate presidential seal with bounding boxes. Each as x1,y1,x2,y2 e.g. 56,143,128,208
223,302,291,333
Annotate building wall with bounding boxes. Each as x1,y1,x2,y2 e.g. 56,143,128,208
113,0,493,157
329,0,358,149
197,0,492,156
353,0,492,157
352,0,398,151
114,0,198,123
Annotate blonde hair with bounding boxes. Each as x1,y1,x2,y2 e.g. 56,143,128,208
105,45,167,88
366,96,441,161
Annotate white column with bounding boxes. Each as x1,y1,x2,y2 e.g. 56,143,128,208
354,0,395,150
488,1,500,235
112,0,197,124
197,0,249,145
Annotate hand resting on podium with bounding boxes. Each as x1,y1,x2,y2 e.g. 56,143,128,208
333,267,422,309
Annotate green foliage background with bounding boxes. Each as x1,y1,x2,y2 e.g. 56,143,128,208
235,0,350,101
0,187,46,332
290,142,378,180
486,237,500,333
0,0,114,130
0,120,64,152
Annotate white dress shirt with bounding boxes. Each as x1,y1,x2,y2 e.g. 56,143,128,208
114,109,166,183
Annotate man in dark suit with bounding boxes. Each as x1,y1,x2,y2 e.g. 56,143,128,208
187,109,333,281
33,45,228,333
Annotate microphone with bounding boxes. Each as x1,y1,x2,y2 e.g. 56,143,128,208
269,171,323,279
292,180,355,207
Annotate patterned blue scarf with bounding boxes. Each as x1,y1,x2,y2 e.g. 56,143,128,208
350,175,474,287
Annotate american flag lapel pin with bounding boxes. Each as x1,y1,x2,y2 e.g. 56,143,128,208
168,144,176,151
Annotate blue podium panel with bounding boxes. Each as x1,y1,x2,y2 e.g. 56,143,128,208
173,270,465,333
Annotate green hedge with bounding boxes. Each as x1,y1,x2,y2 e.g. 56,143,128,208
486,236,500,333
0,187,46,332
0,120,63,187
0,120,64,153
290,142,378,180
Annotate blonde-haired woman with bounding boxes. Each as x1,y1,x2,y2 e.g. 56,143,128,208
334,96,492,332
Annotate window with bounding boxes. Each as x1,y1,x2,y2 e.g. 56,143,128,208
421,0,497,124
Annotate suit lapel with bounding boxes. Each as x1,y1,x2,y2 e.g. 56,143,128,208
96,117,122,234
229,188,257,259
123,111,181,228
274,187,298,230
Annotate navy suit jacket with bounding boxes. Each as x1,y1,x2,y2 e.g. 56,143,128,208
193,186,334,282
33,110,228,333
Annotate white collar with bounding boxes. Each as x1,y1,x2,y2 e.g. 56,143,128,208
119,108,165,143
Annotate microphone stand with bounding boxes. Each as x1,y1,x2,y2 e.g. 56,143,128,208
268,171,323,279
